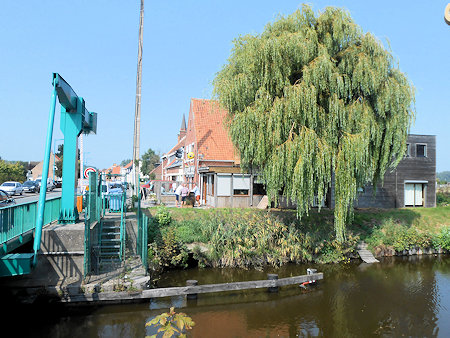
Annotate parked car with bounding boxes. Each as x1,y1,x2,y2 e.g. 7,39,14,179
0,189,15,207
35,179,55,192
0,181,23,196
22,180,40,193
54,180,62,188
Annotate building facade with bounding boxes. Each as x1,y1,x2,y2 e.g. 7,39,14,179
158,98,436,209
352,134,436,208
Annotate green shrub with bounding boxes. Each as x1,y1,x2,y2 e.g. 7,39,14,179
437,192,450,206
175,219,209,244
157,228,189,269
200,210,357,267
316,233,359,263
155,205,172,226
366,218,434,252
432,227,450,250
147,206,173,243
147,227,189,270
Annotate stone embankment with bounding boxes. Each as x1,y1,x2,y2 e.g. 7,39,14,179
373,246,448,258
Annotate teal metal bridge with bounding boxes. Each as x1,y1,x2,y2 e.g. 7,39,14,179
0,196,61,275
0,172,148,277
0,73,148,278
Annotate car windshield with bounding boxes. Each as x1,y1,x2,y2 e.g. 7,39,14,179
24,181,34,186
2,183,14,186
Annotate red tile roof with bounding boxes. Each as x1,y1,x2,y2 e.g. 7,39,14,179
111,165,121,175
188,98,239,163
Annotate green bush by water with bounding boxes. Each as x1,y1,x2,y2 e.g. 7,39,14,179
146,206,450,270
147,206,189,271
147,208,360,268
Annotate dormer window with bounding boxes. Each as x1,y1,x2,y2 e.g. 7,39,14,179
416,144,427,157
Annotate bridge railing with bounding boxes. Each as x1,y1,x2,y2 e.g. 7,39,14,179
0,196,61,255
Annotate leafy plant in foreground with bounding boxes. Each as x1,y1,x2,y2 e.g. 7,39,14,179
146,307,195,338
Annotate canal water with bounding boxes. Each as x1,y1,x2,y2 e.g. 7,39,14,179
15,255,450,337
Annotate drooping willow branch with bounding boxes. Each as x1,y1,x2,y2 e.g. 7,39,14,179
213,5,414,241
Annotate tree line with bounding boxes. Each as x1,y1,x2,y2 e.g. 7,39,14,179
0,157,29,184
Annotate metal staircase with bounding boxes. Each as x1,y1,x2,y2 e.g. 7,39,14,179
98,219,122,272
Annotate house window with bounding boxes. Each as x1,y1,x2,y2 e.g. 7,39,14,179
217,174,232,196
404,183,425,207
405,144,411,157
416,144,427,157
233,189,249,195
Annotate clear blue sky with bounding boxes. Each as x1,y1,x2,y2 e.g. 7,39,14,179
1,1,449,172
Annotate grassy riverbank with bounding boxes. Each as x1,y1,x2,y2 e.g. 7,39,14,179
146,205,450,269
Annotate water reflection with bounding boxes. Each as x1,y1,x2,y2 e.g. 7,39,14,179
15,255,450,337
155,255,448,337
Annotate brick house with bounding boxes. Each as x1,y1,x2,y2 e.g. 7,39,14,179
158,99,262,206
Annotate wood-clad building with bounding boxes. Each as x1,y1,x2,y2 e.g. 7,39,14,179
329,134,436,209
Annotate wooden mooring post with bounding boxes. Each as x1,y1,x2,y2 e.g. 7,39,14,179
186,279,198,300
267,274,279,293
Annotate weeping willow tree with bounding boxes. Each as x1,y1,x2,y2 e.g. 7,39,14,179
213,5,414,242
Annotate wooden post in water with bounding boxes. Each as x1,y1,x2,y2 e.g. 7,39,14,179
267,274,278,293
186,280,198,299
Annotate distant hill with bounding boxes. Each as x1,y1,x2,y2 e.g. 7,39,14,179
437,171,450,182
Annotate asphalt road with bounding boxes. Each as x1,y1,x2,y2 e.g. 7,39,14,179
13,188,62,204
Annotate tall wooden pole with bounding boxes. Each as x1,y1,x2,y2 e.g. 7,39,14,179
133,0,144,195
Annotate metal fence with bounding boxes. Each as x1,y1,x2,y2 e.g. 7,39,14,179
137,207,148,271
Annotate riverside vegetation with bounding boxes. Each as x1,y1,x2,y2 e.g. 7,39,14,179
146,205,450,272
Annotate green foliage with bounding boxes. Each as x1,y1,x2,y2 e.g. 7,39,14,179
141,148,160,176
432,227,450,251
159,228,189,268
315,234,359,263
146,307,195,338
155,206,172,227
365,218,436,252
175,219,210,243
213,5,414,242
152,208,359,268
148,227,189,270
0,160,26,183
146,206,449,273
437,192,450,206
148,207,188,271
